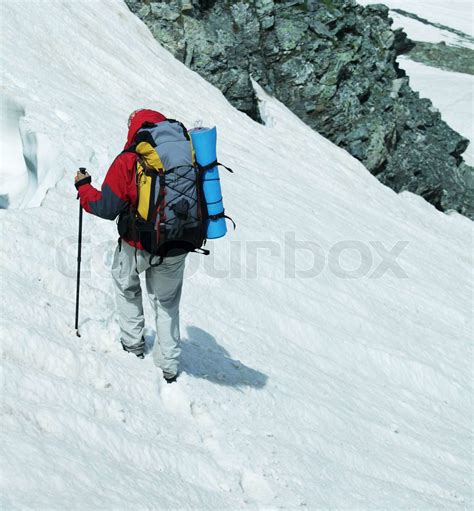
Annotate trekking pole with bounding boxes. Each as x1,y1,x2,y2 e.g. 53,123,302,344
75,167,87,337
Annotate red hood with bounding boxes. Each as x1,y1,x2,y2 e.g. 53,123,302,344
125,109,167,148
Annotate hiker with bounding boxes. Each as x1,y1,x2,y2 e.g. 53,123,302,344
74,109,193,384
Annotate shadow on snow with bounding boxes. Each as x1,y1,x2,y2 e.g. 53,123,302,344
145,326,268,389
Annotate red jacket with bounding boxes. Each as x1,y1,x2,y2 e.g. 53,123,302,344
76,109,167,249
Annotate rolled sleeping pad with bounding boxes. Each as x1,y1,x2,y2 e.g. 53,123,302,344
190,126,227,239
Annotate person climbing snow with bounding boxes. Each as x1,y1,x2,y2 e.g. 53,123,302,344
74,109,198,384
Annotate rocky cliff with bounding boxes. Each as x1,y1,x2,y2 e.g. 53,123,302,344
126,0,473,218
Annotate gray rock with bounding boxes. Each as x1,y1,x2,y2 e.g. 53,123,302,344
150,2,181,21
346,126,369,142
181,1,194,13
390,77,407,99
408,41,474,75
261,15,275,30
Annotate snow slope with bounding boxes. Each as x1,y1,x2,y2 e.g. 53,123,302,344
1,1,472,509
358,0,474,38
387,10,474,48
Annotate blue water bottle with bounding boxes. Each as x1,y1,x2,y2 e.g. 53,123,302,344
190,126,228,239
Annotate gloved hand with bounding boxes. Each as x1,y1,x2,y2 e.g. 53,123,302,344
74,168,91,189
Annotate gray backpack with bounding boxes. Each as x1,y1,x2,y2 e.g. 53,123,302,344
119,119,208,264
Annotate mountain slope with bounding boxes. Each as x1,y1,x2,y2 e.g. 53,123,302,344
397,57,473,165
359,0,474,165
0,0,472,509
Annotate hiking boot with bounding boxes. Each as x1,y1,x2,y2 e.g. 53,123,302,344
121,337,145,359
163,372,178,384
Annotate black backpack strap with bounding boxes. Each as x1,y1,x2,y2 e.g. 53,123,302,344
198,161,234,173
208,210,236,230
148,243,210,267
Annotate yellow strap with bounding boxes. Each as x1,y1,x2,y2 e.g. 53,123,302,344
136,160,153,220
189,138,196,165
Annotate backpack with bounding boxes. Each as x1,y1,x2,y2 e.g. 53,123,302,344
118,119,209,265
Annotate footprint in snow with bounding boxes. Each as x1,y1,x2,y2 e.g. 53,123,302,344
159,379,222,454
190,402,221,452
158,378,274,504
159,377,192,417
239,470,275,505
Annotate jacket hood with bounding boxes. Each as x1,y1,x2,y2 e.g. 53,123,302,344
125,109,167,148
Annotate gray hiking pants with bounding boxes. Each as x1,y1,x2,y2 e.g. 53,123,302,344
111,240,187,377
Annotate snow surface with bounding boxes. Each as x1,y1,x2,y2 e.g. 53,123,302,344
388,10,474,48
358,0,474,37
1,0,473,509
